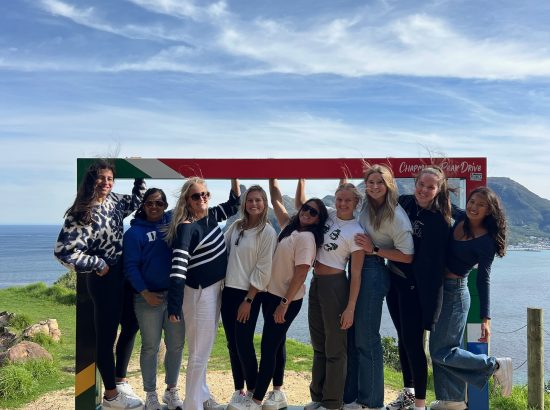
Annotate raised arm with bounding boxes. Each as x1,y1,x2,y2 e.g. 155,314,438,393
269,178,290,228
295,179,307,210
231,178,241,197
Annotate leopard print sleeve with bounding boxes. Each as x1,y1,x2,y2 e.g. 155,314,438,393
54,215,108,274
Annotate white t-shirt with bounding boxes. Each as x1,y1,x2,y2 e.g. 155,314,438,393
224,222,278,292
358,203,414,255
267,230,317,301
316,208,363,270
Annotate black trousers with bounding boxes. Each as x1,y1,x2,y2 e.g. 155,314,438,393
253,292,302,401
386,272,427,400
221,287,263,391
86,261,139,390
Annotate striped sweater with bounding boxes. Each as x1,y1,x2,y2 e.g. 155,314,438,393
167,190,240,317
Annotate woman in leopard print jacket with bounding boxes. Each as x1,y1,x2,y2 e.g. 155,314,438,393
54,159,145,409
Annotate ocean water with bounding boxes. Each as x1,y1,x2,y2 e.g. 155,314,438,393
1,225,549,384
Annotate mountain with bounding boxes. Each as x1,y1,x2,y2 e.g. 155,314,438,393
488,177,550,243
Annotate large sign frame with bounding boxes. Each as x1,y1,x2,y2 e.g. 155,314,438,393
74,157,488,409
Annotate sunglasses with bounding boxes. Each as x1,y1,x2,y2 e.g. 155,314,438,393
144,200,165,207
301,203,319,217
190,191,211,201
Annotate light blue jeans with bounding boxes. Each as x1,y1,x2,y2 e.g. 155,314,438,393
134,292,186,392
344,256,390,409
429,277,497,401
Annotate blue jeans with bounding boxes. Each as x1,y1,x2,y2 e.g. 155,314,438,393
344,256,390,408
429,277,497,401
134,292,186,392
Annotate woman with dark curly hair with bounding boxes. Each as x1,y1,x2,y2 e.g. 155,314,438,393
429,187,512,410
54,159,145,409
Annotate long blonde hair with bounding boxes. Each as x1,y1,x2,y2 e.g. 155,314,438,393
235,185,269,233
362,163,398,230
165,176,206,245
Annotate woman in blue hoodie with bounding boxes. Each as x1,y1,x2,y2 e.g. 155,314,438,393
124,188,185,410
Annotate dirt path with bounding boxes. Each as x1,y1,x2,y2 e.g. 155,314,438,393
19,367,398,409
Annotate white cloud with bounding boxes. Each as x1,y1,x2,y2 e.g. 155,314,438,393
38,0,191,42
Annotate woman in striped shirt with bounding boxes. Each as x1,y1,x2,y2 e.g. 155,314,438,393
165,177,241,410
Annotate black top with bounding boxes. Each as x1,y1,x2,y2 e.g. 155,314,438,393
393,194,451,330
447,213,496,319
167,190,240,318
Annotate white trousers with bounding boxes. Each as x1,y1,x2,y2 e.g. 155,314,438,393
183,280,223,410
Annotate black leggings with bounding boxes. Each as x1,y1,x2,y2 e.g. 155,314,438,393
86,262,139,390
253,292,302,401
221,287,263,391
386,272,427,400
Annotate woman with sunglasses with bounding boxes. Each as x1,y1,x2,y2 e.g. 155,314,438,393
222,185,278,408
295,179,364,410
165,177,241,410
343,163,414,410
124,188,185,410
54,159,144,409
233,179,328,410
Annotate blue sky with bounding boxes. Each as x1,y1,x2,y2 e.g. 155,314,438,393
1,0,550,224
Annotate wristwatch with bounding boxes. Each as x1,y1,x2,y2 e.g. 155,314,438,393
280,297,289,306
244,296,254,304
372,246,380,255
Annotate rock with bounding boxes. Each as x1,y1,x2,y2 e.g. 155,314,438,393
0,328,18,352
0,311,15,327
23,319,61,342
0,341,52,365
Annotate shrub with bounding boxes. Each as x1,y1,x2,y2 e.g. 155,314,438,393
0,364,34,400
8,313,32,331
29,333,56,347
382,336,401,371
0,359,58,400
54,271,76,291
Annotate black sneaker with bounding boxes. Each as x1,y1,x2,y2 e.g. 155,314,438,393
386,390,415,410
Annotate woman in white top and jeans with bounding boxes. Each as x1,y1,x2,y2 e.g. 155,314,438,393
343,164,414,410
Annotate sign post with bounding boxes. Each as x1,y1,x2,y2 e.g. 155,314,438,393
74,157,487,409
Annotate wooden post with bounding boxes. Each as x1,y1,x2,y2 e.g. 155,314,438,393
527,307,544,410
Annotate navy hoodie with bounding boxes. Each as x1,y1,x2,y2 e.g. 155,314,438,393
123,212,172,293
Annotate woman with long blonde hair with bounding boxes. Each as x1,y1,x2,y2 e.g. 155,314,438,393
343,163,414,410
166,177,241,410
222,185,278,407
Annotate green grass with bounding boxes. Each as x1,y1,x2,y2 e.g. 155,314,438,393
0,284,75,408
1,281,549,409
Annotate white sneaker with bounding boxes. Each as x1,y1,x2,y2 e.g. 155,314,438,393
204,397,225,410
102,392,144,409
262,390,288,410
117,382,141,399
233,397,263,410
145,391,162,410
429,400,467,410
163,387,184,409
228,391,249,410
494,357,513,397
304,401,321,410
